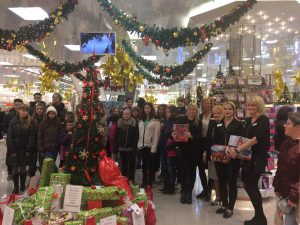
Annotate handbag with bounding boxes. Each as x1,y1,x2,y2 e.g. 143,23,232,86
277,197,293,215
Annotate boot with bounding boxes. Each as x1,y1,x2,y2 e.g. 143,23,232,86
180,190,186,204
186,191,192,204
12,174,19,194
19,173,27,193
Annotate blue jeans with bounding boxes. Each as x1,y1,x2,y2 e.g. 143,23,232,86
285,209,298,225
166,156,177,190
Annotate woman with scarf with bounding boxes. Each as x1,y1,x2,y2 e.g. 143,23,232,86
116,108,139,183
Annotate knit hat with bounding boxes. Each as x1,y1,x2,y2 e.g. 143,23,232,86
46,106,57,115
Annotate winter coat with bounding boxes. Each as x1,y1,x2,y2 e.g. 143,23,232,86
3,108,17,134
273,137,300,204
274,120,288,151
116,118,139,152
108,121,118,154
137,119,161,153
52,102,67,123
38,118,62,154
6,117,36,166
59,129,73,160
158,118,175,155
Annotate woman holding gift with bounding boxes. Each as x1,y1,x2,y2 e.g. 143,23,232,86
228,95,269,225
273,112,300,225
116,108,139,183
7,105,36,194
174,103,202,204
213,101,244,218
137,102,161,187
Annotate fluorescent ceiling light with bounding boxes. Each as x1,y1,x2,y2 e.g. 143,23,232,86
3,75,19,78
8,7,49,21
127,31,141,40
0,62,13,66
211,47,219,50
243,58,251,61
64,45,80,51
197,64,204,66
23,54,37,60
297,0,300,3
197,78,207,82
266,40,278,44
286,69,294,72
267,63,275,67
142,55,157,61
24,68,40,74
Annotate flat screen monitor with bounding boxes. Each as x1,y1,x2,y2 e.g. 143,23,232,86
80,32,116,54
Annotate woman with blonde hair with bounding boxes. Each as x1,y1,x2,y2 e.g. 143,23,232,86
174,103,202,204
228,95,269,225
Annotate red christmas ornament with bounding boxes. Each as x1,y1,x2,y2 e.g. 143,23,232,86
95,137,100,142
7,45,13,51
91,185,96,189
93,69,99,76
143,36,150,46
154,40,160,46
70,166,76,171
77,123,82,128
73,155,78,160
107,5,112,10
24,220,33,225
82,93,88,99
86,67,90,73
91,167,96,173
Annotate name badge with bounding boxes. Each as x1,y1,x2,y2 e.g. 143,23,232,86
253,123,257,126
217,124,222,127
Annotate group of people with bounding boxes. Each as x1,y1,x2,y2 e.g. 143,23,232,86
2,93,72,194
1,92,299,225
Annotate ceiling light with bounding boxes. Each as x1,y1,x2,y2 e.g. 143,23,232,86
266,40,278,44
23,54,37,60
197,78,207,82
24,68,40,74
287,28,292,32
274,30,279,34
3,75,19,78
211,47,219,50
243,58,251,61
274,17,281,22
197,64,204,67
246,15,252,20
280,21,286,26
288,16,295,21
286,69,294,72
8,7,48,21
267,22,273,26
142,55,157,60
267,63,275,67
262,15,268,20
281,26,286,30
297,0,300,4
257,11,264,16
64,45,80,51
0,62,13,66
251,19,255,24
268,28,273,32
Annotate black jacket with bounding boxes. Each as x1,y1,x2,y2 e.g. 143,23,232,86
274,120,287,151
116,118,139,152
3,108,17,135
6,117,36,166
177,107,187,117
52,103,67,124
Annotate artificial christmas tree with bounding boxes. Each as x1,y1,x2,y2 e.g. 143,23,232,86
276,83,293,105
185,90,192,105
64,66,105,185
196,85,203,107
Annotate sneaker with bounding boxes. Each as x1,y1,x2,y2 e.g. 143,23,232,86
223,209,233,218
216,207,226,214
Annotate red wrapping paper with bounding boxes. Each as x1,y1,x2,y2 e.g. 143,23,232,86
85,216,96,225
24,220,33,225
87,200,102,210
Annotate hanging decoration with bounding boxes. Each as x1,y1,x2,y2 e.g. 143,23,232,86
25,45,102,75
101,46,143,92
98,0,257,49
196,86,203,107
145,93,157,104
39,64,61,93
0,0,78,51
185,90,193,105
292,71,300,86
122,39,213,77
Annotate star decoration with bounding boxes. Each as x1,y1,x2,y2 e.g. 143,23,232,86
79,149,89,160
292,72,300,86
82,114,88,121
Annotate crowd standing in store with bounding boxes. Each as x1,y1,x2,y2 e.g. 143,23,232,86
0,93,299,225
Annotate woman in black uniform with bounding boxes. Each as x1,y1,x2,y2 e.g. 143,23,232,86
213,101,244,218
228,95,269,225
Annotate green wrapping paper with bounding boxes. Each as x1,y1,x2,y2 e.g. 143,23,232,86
64,221,84,225
117,216,128,225
39,158,55,187
82,186,126,201
11,202,35,225
49,173,71,187
133,193,148,210
35,186,55,211
130,184,140,196
21,196,36,205
77,207,113,222
112,204,129,216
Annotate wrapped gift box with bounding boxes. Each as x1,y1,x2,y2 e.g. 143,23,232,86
49,173,71,188
11,202,35,225
40,158,56,187
77,207,113,222
211,145,227,162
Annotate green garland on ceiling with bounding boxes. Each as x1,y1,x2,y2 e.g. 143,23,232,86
0,0,78,51
25,44,103,81
97,0,257,49
122,39,213,77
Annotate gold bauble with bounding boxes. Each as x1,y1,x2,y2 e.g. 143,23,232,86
173,32,179,38
193,31,198,36
114,19,120,25
185,37,190,42
139,26,145,32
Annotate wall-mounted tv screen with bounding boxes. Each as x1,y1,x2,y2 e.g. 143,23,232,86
80,32,116,54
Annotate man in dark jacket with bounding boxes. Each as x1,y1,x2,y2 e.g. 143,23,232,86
3,98,23,180
177,96,186,117
29,93,46,116
52,93,67,123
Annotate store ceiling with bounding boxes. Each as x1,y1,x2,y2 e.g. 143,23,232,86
0,0,300,95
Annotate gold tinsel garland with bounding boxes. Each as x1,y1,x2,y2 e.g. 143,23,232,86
101,46,143,91
145,93,157,104
39,64,61,93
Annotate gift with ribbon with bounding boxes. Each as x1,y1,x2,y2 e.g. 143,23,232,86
82,186,125,202
117,216,128,225
35,186,55,212
64,220,84,225
77,207,113,222
10,202,35,225
49,173,71,188
39,158,56,187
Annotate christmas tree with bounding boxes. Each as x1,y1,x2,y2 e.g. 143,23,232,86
276,83,293,105
64,66,105,185
185,90,192,105
196,85,203,107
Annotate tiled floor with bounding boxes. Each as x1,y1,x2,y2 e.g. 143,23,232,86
0,141,276,225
